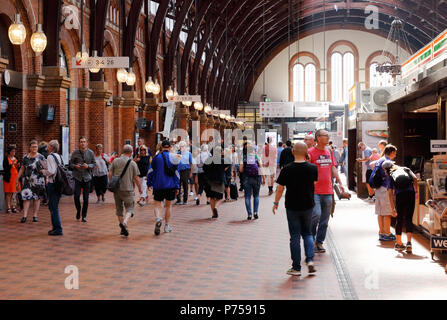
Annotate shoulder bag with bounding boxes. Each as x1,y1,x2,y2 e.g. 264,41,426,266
107,159,132,192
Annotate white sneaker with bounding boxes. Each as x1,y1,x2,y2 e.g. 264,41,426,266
164,224,172,233
189,192,194,197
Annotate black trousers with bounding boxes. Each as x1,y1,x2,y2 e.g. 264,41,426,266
93,175,108,197
395,190,415,235
177,170,190,203
198,173,206,195
74,179,91,218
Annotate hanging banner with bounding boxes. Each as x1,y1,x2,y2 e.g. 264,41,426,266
169,95,201,102
260,102,294,118
72,56,129,69
294,102,329,118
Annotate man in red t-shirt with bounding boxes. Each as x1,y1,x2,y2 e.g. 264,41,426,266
308,129,345,253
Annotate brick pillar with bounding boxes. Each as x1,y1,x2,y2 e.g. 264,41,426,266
178,105,191,133
121,91,140,148
199,113,208,143
40,67,71,143
214,116,222,144
112,97,124,153
78,88,92,144
90,81,112,152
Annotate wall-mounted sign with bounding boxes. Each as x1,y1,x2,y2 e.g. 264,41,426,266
294,102,329,118
431,236,447,250
431,140,447,153
260,102,294,118
169,95,201,103
72,56,129,69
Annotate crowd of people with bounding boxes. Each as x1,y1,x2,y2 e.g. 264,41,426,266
2,131,417,276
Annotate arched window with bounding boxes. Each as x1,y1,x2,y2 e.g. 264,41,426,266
370,62,393,87
331,52,354,103
305,64,316,102
293,64,304,102
59,47,70,125
289,52,320,102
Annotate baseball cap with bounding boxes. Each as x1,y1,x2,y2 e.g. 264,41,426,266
382,160,395,169
161,140,171,148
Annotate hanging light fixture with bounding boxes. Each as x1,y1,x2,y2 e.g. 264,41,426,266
30,0,46,54
165,86,174,100
153,80,161,95
89,50,100,73
173,89,179,97
219,113,226,119
30,24,47,55
145,76,155,93
183,100,192,107
76,1,88,63
204,105,211,113
8,14,26,45
126,68,136,86
117,68,128,83
194,101,203,110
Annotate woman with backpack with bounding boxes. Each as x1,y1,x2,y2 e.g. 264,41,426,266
382,160,418,253
41,140,63,235
240,142,265,220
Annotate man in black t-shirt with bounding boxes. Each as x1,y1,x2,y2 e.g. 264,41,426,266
273,141,318,277
279,140,294,169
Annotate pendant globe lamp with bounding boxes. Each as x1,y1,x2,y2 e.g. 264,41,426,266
8,14,26,45
126,68,136,86
165,86,174,100
89,50,100,73
30,24,47,55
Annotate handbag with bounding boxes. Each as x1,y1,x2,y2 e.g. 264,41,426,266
162,152,176,177
107,159,132,192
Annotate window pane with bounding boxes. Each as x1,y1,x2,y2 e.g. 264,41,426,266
293,64,304,102
370,62,393,87
331,53,342,102
305,64,316,102
343,52,354,103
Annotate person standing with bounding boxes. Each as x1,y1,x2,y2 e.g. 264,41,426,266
304,135,315,149
273,142,318,276
69,136,96,222
93,144,110,203
240,142,264,220
308,129,345,253
357,142,374,201
41,140,63,236
147,140,180,235
16,140,46,223
109,145,142,237
276,142,284,176
196,144,211,205
378,140,387,155
135,146,151,206
339,138,348,175
382,160,418,253
3,146,20,213
261,137,277,196
279,140,294,169
176,141,193,205
371,145,398,241
134,137,152,162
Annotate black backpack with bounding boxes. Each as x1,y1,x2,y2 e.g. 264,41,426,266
50,154,75,195
161,152,176,177
390,167,413,190
368,165,384,189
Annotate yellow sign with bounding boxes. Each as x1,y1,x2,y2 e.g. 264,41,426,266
348,85,356,118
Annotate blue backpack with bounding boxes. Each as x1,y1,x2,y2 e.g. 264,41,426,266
368,165,384,189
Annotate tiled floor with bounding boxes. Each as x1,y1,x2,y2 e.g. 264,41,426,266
0,185,446,300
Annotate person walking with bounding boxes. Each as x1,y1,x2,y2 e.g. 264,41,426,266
175,141,193,205
3,146,20,213
16,140,46,223
240,142,264,220
109,144,142,237
196,144,211,205
370,144,398,241
308,129,345,253
93,144,110,203
203,146,230,219
279,140,294,169
69,136,96,222
357,142,374,201
273,141,318,276
147,140,180,235
304,134,315,149
261,137,277,196
41,140,64,236
134,137,152,163
135,146,151,206
382,160,418,253
191,147,200,203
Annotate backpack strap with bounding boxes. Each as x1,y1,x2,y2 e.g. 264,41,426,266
50,153,63,166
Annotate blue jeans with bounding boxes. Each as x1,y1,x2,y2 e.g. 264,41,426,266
243,176,261,216
48,183,62,233
286,208,314,271
311,194,333,244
